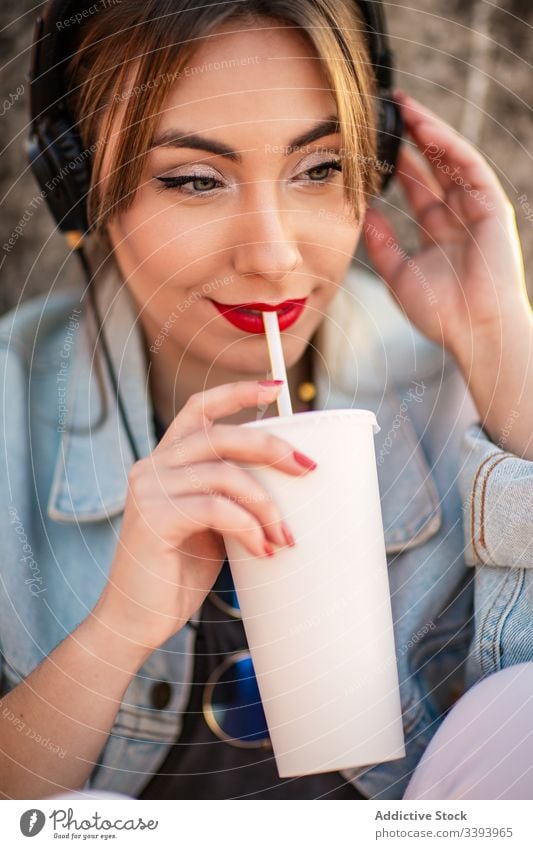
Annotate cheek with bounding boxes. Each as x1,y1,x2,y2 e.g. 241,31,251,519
116,196,233,285
121,196,189,258
108,207,204,292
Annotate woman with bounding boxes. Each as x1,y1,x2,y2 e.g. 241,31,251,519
1,0,533,800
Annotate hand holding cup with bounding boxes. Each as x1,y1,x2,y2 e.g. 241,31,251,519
94,380,316,658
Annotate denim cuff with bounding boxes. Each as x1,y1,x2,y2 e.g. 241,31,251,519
459,424,533,568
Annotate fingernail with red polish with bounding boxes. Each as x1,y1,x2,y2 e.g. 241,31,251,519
263,541,275,557
281,523,296,547
293,451,317,470
258,380,284,386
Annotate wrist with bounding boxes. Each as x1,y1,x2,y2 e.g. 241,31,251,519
85,592,156,672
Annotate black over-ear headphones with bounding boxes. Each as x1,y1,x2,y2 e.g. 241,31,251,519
25,0,404,463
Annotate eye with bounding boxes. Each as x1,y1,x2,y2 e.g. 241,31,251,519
296,158,343,184
154,174,225,195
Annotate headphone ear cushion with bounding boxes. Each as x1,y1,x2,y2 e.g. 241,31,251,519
375,96,404,193
26,117,91,234
54,118,92,199
50,116,92,229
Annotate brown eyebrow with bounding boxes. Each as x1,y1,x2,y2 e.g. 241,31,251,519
149,115,340,161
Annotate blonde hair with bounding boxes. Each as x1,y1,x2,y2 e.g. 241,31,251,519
66,0,380,247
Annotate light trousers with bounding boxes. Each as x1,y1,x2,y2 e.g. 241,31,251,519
404,662,533,799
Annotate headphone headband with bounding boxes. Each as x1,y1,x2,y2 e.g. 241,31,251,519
27,0,403,241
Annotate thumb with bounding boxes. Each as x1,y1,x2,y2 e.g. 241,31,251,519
362,207,409,294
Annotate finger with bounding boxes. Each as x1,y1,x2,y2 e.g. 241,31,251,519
168,493,278,559
158,380,285,445
362,206,410,291
160,424,318,476
395,143,444,215
393,88,447,126
395,145,457,245
394,90,503,199
363,206,433,313
144,462,294,548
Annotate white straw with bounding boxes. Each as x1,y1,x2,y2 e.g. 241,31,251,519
262,311,293,417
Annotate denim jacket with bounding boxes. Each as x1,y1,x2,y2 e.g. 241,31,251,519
1,259,532,800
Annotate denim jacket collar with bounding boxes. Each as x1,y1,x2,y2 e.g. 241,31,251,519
47,262,441,551
47,263,154,523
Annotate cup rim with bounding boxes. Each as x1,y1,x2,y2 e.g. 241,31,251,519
242,408,379,433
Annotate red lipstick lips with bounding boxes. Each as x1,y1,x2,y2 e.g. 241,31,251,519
210,297,307,333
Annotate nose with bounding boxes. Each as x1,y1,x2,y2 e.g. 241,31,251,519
231,188,302,285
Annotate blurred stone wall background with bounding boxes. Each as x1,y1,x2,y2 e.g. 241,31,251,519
1,0,532,315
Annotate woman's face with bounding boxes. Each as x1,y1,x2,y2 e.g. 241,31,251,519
106,20,365,376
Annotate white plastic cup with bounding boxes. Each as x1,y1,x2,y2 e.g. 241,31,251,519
222,409,405,778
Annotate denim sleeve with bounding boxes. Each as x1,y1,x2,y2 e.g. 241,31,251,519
459,425,533,683
458,424,533,569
